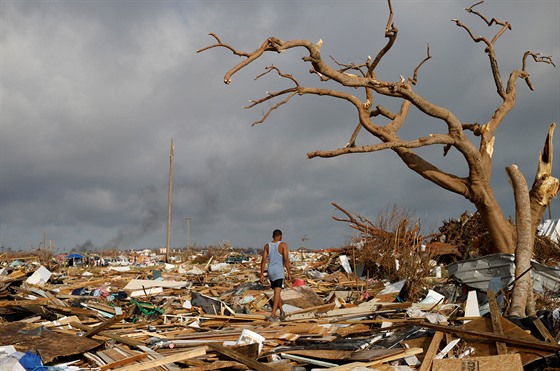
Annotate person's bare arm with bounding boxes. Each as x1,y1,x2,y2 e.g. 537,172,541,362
280,242,292,284
260,244,269,284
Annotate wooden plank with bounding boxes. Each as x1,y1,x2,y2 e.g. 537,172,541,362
284,302,337,316
0,299,50,307
419,331,444,371
281,349,352,361
487,290,507,355
185,360,246,370
18,315,42,323
85,315,124,337
47,304,100,316
315,347,423,371
83,351,106,367
460,316,552,366
44,291,68,307
42,315,81,328
116,346,207,371
85,302,120,315
401,336,433,363
207,343,277,371
70,321,144,348
532,317,556,343
347,347,405,362
123,279,190,290
432,353,523,371
414,321,560,352
232,313,267,320
61,278,117,292
99,352,149,370
277,323,326,336
95,346,123,364
281,353,339,368
444,333,454,358
136,345,167,360
202,313,265,321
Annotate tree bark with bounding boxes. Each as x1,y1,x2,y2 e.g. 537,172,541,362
507,165,534,318
529,123,559,236
471,187,516,254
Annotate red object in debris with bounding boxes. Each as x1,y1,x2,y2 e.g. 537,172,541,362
293,278,306,287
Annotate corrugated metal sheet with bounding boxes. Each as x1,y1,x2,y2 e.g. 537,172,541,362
538,219,560,242
448,253,560,293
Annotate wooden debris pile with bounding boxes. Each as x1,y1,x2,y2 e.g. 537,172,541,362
1,244,560,371
331,203,445,301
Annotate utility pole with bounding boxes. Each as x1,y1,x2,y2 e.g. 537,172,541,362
186,217,191,250
165,138,174,263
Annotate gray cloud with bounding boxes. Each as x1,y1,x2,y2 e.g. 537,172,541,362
1,1,558,252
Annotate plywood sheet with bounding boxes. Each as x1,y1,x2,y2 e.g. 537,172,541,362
432,353,523,371
0,322,101,363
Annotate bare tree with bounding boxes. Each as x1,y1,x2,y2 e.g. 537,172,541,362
198,0,558,254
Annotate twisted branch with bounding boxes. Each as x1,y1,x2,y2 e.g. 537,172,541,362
308,133,454,159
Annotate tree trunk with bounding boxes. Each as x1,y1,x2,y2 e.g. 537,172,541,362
472,124,558,255
529,123,559,236
507,165,534,318
471,185,516,254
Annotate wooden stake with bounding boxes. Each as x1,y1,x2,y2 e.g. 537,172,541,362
488,290,507,355
419,331,444,371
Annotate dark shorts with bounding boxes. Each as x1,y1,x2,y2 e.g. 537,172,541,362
270,278,284,289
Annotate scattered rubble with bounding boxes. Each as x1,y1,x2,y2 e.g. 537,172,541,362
2,217,560,370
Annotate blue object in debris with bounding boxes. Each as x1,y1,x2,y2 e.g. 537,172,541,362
18,352,47,371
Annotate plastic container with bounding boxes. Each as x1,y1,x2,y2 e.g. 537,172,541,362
293,278,306,287
236,329,265,354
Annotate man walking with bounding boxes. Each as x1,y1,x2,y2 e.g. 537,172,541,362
260,229,292,321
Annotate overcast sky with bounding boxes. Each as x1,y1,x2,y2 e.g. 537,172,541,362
1,1,559,252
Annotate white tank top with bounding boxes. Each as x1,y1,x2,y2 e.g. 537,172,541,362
267,241,284,281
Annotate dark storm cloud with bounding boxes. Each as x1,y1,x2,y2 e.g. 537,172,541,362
1,1,558,252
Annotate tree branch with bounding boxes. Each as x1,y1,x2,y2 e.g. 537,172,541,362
481,52,555,165
196,33,251,57
462,122,483,136
248,91,298,126
452,1,512,99
521,51,556,91
368,0,397,76
345,123,362,148
308,133,455,159
331,202,393,239
197,34,287,84
371,104,396,120
409,43,432,85
384,100,411,133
